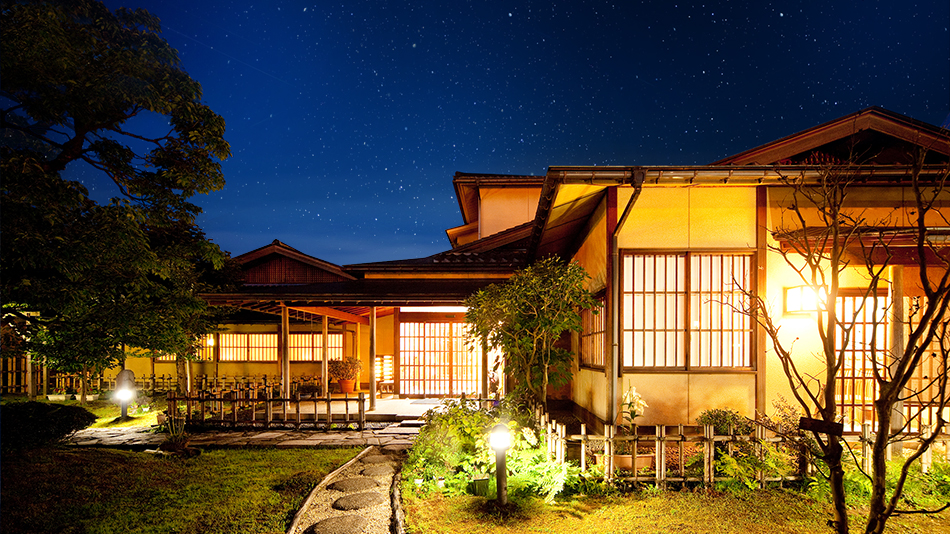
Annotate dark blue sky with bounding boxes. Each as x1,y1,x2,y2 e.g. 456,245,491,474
87,1,949,265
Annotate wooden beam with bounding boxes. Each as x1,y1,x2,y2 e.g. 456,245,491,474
289,306,369,325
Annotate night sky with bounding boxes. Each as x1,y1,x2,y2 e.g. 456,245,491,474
78,1,949,265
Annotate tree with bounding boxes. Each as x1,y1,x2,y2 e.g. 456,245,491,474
466,257,601,409
741,153,950,534
1,0,233,393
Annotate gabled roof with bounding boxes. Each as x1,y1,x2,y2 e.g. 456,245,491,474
452,172,546,226
713,107,950,166
234,239,355,284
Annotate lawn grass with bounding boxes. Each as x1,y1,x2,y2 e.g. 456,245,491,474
1,446,359,534
403,489,950,534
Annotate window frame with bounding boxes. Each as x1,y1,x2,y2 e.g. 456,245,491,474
620,249,757,372
579,293,607,370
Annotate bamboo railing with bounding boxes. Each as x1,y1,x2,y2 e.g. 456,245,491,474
166,389,366,430
534,409,950,487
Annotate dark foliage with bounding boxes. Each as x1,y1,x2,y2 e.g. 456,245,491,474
1,401,96,450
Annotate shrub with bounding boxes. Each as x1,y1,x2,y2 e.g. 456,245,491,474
696,408,754,436
402,398,578,501
1,401,96,450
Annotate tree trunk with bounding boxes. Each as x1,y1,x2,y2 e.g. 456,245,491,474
79,366,88,407
826,438,850,534
865,400,895,534
175,355,191,394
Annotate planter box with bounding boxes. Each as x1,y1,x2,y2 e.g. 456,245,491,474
74,394,100,402
595,453,655,471
470,476,490,496
46,394,68,402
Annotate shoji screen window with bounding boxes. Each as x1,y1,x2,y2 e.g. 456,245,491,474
622,252,753,369
580,297,606,368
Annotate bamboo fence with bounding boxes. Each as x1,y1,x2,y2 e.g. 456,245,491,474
166,389,366,430
533,408,950,487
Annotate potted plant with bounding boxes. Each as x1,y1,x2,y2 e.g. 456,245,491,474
327,356,361,393
596,386,654,471
47,387,69,402
75,386,101,402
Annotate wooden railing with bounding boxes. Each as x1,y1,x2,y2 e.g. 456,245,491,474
166,390,366,430
535,410,950,487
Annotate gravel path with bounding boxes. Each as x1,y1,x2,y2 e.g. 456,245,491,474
289,446,406,534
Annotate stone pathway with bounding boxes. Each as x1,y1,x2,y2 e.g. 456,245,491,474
68,421,420,450
288,446,406,534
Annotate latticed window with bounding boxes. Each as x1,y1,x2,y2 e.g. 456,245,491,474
836,293,948,434
289,333,343,362
903,298,949,434
399,321,482,396
580,297,606,368
219,333,278,362
621,252,754,369
155,334,215,361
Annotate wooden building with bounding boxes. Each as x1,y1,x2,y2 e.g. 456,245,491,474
115,107,949,431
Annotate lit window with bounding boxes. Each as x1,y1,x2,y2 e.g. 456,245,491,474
622,252,754,369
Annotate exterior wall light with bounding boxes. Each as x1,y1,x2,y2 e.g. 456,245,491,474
784,285,827,314
489,423,512,505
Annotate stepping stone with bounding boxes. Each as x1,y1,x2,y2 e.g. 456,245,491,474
332,491,386,510
327,477,379,492
306,515,367,534
361,465,394,476
400,419,425,427
382,443,412,453
360,454,392,464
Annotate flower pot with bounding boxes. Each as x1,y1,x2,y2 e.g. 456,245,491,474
337,379,356,393
595,453,654,471
46,394,68,402
471,476,490,496
74,394,99,402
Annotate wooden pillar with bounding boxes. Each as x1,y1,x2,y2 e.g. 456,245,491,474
26,349,34,400
281,304,290,399
889,265,905,457
481,340,489,398
321,315,329,397
369,306,377,411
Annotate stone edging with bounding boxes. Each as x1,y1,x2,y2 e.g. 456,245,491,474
285,446,374,534
390,471,405,534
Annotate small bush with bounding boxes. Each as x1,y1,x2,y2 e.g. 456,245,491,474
403,398,578,501
1,401,96,450
696,408,754,436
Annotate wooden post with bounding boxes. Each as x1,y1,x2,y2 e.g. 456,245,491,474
281,305,291,412
704,424,714,487
369,307,377,411
606,424,615,482
678,424,686,480
756,425,766,488
581,423,588,472
232,387,238,426
358,392,366,430
656,425,666,489
321,315,329,400
264,387,272,428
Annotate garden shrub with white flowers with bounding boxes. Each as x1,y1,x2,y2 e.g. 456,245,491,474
402,397,580,502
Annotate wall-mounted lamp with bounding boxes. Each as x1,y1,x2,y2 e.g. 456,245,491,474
784,285,827,314
206,335,215,347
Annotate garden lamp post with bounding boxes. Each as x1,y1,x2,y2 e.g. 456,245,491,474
489,423,511,505
115,368,135,419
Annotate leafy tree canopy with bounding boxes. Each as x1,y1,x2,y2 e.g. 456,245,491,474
1,0,236,373
466,257,600,408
